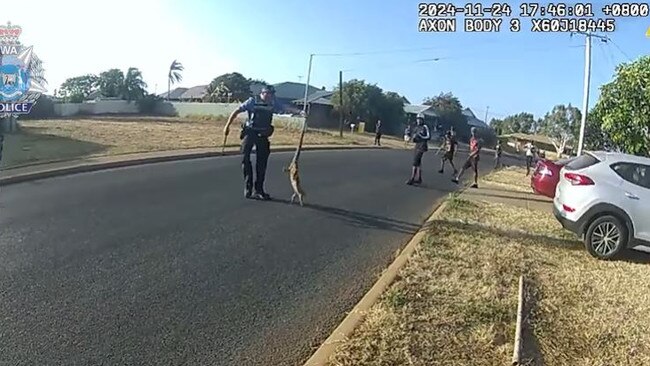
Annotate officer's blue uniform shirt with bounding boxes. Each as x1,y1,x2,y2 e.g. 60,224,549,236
237,97,286,128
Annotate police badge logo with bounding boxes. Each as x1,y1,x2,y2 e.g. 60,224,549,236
0,22,47,117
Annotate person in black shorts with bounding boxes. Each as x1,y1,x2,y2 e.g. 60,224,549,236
406,114,431,185
438,130,458,175
452,127,481,188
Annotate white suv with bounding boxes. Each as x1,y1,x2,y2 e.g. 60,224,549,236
554,151,650,260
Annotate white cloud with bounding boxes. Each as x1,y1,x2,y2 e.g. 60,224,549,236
6,0,236,95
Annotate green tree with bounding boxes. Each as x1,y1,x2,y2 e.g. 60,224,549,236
98,69,125,98
422,92,468,138
491,112,536,134
167,59,183,101
379,91,407,134
59,74,98,103
205,81,232,103
207,72,252,102
490,118,505,135
589,56,650,155
584,106,618,151
330,79,406,134
539,104,582,155
124,67,147,101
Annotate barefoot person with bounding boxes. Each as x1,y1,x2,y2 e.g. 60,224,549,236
223,85,302,200
438,130,458,175
406,114,431,185
452,127,481,188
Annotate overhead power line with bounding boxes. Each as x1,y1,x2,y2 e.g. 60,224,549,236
607,38,633,62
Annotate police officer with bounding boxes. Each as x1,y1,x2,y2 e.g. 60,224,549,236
224,85,300,200
406,113,431,185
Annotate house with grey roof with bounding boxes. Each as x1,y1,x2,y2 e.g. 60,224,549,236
462,108,490,129
179,85,208,102
158,87,189,101
273,81,322,104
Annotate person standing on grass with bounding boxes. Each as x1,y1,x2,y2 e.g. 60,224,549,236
406,114,431,185
494,140,503,169
524,141,536,176
223,85,303,201
452,127,481,188
374,119,382,146
438,130,458,175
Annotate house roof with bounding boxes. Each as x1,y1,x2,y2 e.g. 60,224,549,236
292,90,334,105
158,87,189,99
86,90,103,100
501,132,570,148
404,104,438,117
463,108,490,129
273,82,322,100
180,85,208,99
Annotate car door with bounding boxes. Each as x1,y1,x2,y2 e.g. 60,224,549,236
610,162,650,242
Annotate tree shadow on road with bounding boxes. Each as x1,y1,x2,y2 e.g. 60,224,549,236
271,199,421,235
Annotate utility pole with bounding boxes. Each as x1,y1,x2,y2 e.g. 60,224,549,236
339,70,344,138
484,106,489,125
301,54,314,130
571,31,608,156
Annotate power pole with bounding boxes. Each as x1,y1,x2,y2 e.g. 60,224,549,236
571,31,608,156
484,106,489,125
339,70,344,138
302,54,314,117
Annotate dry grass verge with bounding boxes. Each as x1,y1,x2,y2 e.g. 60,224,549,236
1,115,404,169
328,169,650,365
481,165,533,193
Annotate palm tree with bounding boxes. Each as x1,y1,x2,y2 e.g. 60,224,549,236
124,67,147,101
167,60,184,101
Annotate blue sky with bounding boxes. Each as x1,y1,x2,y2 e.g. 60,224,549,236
16,0,649,122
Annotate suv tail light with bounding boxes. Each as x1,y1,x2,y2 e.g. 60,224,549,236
564,172,594,186
538,163,553,177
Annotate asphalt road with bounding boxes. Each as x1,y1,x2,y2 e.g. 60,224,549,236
0,148,507,366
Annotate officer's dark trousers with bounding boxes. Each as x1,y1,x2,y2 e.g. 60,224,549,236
241,131,271,192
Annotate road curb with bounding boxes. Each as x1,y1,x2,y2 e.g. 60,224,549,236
0,145,388,186
302,195,452,366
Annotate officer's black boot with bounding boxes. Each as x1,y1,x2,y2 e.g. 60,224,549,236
253,138,272,200
242,161,254,199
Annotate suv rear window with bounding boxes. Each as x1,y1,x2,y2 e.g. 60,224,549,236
611,163,650,189
564,154,600,171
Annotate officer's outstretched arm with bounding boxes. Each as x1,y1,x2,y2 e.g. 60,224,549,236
224,109,241,135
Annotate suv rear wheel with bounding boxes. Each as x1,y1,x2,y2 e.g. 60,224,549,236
584,215,628,260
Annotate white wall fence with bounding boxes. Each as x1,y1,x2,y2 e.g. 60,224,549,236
54,100,140,117
50,100,304,128
154,102,239,118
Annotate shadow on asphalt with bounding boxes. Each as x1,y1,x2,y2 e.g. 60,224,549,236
271,199,421,235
